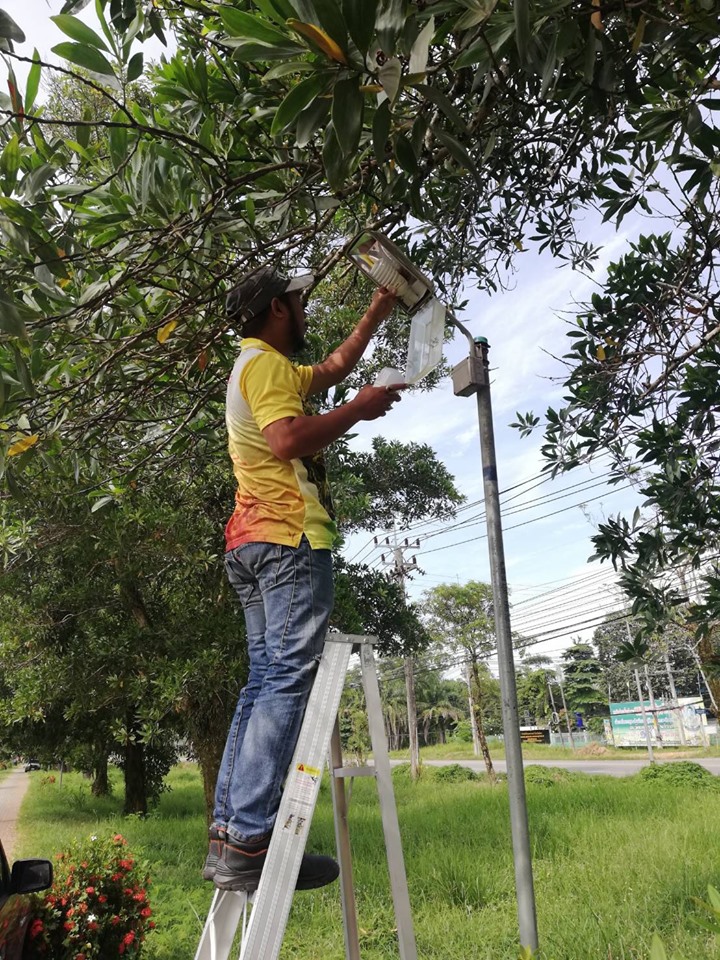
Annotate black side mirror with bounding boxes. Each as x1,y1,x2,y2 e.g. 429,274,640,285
10,859,53,895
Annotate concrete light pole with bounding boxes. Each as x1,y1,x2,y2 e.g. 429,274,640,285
450,326,538,952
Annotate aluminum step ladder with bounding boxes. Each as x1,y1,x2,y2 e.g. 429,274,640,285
194,633,417,960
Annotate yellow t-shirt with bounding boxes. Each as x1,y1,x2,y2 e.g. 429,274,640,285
224,338,337,551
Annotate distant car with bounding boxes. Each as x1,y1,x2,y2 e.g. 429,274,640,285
22,763,39,774
0,839,52,960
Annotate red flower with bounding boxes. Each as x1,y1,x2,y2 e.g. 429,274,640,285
123,931,135,945
118,859,135,871
64,920,75,931
111,873,122,881
85,886,95,895
140,907,152,918
148,921,156,929
29,919,44,939
111,915,121,926
98,895,107,903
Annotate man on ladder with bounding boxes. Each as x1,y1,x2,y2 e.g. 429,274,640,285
204,264,401,892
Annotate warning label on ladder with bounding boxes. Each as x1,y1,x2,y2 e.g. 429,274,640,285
281,763,321,836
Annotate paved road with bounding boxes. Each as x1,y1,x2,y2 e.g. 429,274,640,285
418,757,720,777
0,768,30,860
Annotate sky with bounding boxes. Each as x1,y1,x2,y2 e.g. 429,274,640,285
0,2,650,674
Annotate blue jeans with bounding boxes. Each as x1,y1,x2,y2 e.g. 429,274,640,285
212,537,334,842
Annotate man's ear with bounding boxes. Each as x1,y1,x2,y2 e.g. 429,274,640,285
268,295,290,320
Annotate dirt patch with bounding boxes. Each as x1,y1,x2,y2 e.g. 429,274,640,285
577,743,611,758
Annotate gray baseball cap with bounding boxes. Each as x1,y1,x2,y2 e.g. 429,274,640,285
226,266,314,326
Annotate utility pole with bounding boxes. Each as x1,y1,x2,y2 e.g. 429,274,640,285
450,328,538,952
663,652,687,746
375,533,421,780
643,664,664,748
555,668,576,750
624,619,655,760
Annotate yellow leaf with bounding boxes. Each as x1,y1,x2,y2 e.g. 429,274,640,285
287,20,346,64
596,345,606,361
591,0,604,31
360,84,383,94
632,13,646,52
8,433,39,457
157,319,178,344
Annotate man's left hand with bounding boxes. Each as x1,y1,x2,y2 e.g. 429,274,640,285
365,287,397,326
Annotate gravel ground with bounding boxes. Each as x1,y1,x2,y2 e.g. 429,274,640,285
0,767,31,861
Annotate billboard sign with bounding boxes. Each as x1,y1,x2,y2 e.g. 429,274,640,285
608,697,707,747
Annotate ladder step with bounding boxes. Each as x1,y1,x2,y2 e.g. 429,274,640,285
332,765,376,778
194,889,251,960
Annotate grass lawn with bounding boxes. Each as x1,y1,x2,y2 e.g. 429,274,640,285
15,763,720,960
389,741,720,762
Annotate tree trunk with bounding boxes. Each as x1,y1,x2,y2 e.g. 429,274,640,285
698,633,720,711
123,732,148,816
91,751,110,797
465,661,481,757
194,735,226,825
404,657,420,781
470,660,496,783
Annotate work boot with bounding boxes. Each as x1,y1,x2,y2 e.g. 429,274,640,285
213,833,339,892
202,824,226,881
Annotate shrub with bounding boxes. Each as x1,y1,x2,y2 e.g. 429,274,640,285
431,764,478,783
638,761,720,790
28,833,153,959
450,720,474,743
524,765,575,787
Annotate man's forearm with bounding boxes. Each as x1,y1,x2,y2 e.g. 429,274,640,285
323,313,378,380
264,404,363,461
310,288,397,393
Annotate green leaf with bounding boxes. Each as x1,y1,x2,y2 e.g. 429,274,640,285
296,98,330,148
332,77,364,156
395,132,418,175
0,289,26,339
50,13,110,51
226,40,305,62
271,74,328,136
412,83,467,133
322,124,347,192
434,128,480,183
649,934,667,960
514,0,530,64
127,51,143,83
342,0,378,53
109,110,128,167
25,51,41,113
60,0,92,11
1,134,20,180
372,99,391,166
0,10,25,42
262,61,316,82
52,41,116,77
376,0,405,56
220,8,292,46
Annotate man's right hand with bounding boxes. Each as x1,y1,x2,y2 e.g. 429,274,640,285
351,384,404,421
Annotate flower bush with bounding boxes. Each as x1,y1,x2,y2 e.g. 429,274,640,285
28,833,153,959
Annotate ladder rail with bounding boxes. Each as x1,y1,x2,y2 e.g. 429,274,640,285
360,643,418,960
239,637,354,960
329,717,362,960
